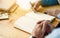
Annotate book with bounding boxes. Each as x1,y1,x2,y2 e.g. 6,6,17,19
14,12,55,33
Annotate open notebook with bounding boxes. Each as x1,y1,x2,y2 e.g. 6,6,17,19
14,12,55,33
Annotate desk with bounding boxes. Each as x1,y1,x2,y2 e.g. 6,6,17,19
0,6,31,38
0,5,60,38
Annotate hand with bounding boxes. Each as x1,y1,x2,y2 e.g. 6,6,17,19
55,9,60,16
45,9,60,17
45,10,55,16
31,20,54,38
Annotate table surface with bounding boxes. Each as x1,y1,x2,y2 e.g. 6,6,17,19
0,5,60,38
0,6,31,38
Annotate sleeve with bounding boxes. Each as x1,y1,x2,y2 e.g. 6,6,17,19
45,28,60,38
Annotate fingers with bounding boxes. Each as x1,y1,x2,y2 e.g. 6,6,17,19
41,21,48,33
41,20,50,32
37,20,50,24
32,20,52,38
36,20,51,32
42,20,50,28
36,20,45,29
36,20,50,29
36,23,43,32
34,21,43,30
37,20,44,24
35,22,43,29
32,22,43,36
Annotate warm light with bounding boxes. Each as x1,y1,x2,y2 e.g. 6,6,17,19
16,0,31,10
16,0,38,10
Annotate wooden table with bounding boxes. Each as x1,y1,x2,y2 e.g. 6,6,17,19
0,5,31,38
0,4,60,38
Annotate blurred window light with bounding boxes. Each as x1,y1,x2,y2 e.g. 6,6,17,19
16,0,38,10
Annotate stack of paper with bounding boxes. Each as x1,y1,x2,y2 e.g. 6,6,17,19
14,12,55,33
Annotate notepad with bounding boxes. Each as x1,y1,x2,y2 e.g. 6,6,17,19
14,12,55,33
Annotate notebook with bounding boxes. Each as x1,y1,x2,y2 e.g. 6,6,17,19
14,12,55,33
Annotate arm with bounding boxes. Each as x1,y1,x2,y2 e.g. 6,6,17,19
45,28,60,38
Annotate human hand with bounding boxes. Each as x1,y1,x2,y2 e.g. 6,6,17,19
55,9,60,16
45,9,60,17
32,20,54,38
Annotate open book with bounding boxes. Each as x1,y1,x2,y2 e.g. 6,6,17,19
14,12,55,33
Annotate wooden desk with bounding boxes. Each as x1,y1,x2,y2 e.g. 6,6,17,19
0,6,31,38
0,5,60,38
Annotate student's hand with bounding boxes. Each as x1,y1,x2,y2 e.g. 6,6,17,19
45,9,60,17
31,20,54,38
55,9,60,16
